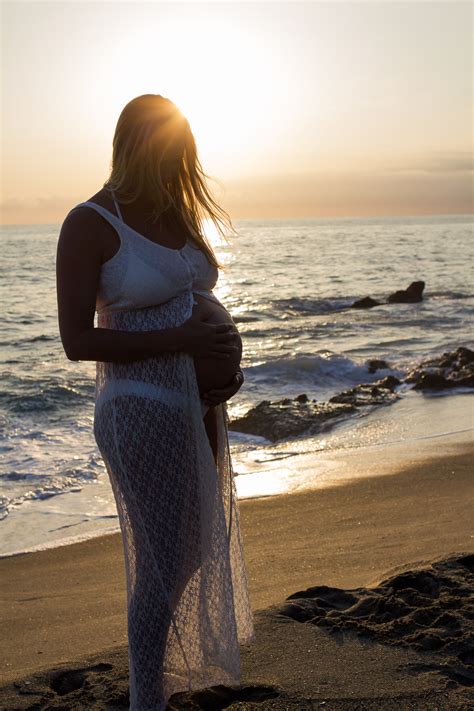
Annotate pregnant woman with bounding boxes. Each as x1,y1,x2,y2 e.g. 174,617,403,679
56,94,255,710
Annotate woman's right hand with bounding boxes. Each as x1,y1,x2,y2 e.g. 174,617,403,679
176,311,239,359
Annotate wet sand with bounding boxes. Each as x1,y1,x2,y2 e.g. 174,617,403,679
1,440,473,709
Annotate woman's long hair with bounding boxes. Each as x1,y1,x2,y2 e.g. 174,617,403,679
103,94,235,269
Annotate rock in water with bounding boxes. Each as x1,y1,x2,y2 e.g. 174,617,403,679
366,358,390,374
228,346,473,442
229,377,400,442
329,375,400,406
350,296,382,309
405,346,474,390
387,280,425,303
228,397,355,442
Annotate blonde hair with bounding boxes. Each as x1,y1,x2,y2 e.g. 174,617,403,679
103,94,235,269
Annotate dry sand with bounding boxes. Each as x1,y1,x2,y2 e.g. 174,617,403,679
1,440,473,709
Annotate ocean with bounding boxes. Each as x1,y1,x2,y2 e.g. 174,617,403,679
1,213,473,556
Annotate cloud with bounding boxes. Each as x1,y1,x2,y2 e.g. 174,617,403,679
221,165,473,218
1,149,473,223
0,196,77,225
378,150,473,174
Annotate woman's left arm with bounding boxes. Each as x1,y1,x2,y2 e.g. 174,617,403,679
202,368,244,407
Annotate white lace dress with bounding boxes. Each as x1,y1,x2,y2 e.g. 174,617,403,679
67,199,255,710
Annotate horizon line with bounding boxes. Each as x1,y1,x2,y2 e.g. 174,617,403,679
1,211,473,229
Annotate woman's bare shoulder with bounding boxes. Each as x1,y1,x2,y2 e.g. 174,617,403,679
62,189,115,232
59,191,102,247
59,189,119,260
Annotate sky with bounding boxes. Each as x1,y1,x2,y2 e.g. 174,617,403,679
1,0,472,224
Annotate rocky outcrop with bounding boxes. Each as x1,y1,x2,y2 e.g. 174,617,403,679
229,376,400,442
405,346,474,390
228,397,355,442
229,347,473,442
387,280,425,303
350,296,382,309
350,280,425,308
366,358,390,374
329,375,400,406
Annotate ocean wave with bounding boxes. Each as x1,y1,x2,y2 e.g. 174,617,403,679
231,314,262,323
2,315,47,325
232,346,473,442
14,334,57,346
428,290,473,300
270,296,354,316
0,376,94,413
0,526,122,559
0,467,99,521
245,352,396,389
269,291,473,317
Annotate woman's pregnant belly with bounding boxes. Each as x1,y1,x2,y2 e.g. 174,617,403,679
192,293,242,396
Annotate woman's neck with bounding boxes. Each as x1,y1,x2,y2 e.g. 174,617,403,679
107,189,173,217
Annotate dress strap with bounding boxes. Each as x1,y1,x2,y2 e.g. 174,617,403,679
109,189,124,222
69,202,124,245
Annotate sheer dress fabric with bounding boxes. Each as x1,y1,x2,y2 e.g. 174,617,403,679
66,198,255,710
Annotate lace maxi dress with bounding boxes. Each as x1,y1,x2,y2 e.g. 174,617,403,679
67,196,255,710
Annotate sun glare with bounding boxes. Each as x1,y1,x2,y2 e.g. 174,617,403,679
99,11,286,179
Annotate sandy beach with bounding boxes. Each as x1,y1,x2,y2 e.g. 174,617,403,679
1,433,473,709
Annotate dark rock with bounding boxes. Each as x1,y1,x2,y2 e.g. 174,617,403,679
350,296,382,309
413,372,474,390
421,346,474,370
349,280,425,310
378,375,401,389
405,347,474,390
295,393,308,403
329,376,400,407
412,373,456,390
228,398,355,442
387,280,425,303
228,347,473,443
229,375,403,442
454,372,474,388
367,359,390,374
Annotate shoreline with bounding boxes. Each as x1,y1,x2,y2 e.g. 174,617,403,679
2,389,472,560
1,439,473,708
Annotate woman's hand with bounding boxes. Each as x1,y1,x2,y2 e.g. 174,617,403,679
176,311,238,359
202,369,244,406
